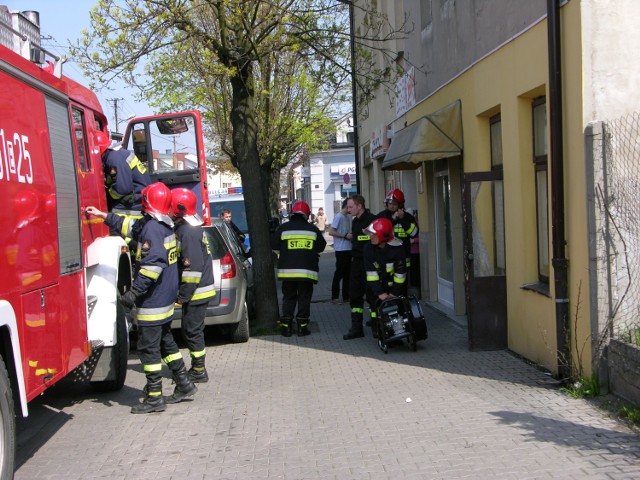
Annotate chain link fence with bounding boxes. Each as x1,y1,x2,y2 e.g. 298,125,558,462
587,113,640,362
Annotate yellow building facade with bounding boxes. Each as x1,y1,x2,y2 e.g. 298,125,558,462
354,1,600,376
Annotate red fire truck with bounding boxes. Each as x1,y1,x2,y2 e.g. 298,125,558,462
0,7,210,477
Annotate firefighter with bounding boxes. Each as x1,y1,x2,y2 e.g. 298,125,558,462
171,188,216,383
343,194,377,340
376,188,418,295
85,182,197,414
363,218,407,336
94,130,151,214
271,200,326,337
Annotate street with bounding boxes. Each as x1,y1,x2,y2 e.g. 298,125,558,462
15,247,640,479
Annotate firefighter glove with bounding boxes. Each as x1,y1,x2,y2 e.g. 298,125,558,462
122,289,140,310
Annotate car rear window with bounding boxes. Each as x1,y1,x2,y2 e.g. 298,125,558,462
209,199,248,233
203,226,228,260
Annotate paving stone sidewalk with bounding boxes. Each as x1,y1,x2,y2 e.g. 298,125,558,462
15,250,640,479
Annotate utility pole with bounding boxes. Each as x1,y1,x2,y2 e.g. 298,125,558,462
107,97,124,133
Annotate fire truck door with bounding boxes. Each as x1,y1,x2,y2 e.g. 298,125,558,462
123,111,210,225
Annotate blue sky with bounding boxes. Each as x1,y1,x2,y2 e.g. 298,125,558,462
10,1,150,129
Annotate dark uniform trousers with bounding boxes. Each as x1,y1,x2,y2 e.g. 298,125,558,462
349,257,376,326
137,322,185,383
331,250,352,302
181,303,208,354
282,281,314,323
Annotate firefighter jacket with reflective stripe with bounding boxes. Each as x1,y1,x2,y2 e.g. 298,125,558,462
103,147,151,211
271,216,327,283
376,208,418,256
106,213,178,326
363,242,407,297
351,209,377,259
174,220,216,306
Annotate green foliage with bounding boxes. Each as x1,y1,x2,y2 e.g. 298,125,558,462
560,374,601,398
72,1,352,211
620,327,640,347
598,397,640,428
618,404,640,425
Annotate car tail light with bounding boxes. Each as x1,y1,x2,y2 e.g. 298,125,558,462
220,251,236,279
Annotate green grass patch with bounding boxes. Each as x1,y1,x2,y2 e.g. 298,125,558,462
560,374,600,398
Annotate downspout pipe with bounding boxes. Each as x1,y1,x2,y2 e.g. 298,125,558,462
348,1,361,193
547,0,571,380
336,0,360,193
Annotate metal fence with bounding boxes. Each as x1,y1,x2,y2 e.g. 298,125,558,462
587,113,640,363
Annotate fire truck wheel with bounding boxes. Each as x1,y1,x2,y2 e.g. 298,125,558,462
90,294,129,392
0,357,16,479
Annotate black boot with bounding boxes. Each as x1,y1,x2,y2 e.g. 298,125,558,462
297,318,310,337
189,355,209,383
131,380,166,414
280,318,292,337
343,315,364,340
165,367,198,404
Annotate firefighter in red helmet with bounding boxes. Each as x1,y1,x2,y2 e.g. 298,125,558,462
377,188,418,295
85,182,197,413
171,188,216,384
271,200,326,337
94,129,151,214
363,217,407,337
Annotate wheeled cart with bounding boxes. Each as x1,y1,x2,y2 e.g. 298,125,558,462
375,296,428,353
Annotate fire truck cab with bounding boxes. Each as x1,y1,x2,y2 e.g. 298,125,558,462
0,7,210,477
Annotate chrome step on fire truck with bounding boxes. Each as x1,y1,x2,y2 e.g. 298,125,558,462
0,7,210,478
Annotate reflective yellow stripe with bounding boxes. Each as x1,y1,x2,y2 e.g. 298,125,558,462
192,286,216,301
351,308,364,313
357,235,369,241
163,352,182,364
190,350,206,359
182,276,201,284
109,189,124,200
144,363,162,372
278,272,319,281
182,271,202,283
366,274,379,281
139,267,160,280
137,305,175,322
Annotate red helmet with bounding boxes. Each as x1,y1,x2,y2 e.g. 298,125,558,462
291,201,311,220
94,130,111,156
365,218,402,246
385,188,405,207
141,182,173,224
171,188,203,226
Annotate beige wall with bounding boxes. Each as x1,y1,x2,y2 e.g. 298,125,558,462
382,3,590,373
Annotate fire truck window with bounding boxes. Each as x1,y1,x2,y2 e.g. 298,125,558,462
72,108,90,171
148,116,198,173
132,125,149,168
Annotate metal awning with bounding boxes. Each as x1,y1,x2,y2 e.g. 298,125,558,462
382,100,463,170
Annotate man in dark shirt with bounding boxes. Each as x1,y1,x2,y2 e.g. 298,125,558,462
343,194,377,340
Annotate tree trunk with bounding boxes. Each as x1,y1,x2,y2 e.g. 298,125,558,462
260,163,283,217
230,64,279,329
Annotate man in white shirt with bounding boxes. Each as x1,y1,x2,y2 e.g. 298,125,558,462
328,199,352,304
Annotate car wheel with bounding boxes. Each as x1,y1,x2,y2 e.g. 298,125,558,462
229,301,250,343
246,288,256,318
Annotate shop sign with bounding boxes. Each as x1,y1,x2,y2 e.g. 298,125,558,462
370,124,390,158
395,66,416,117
